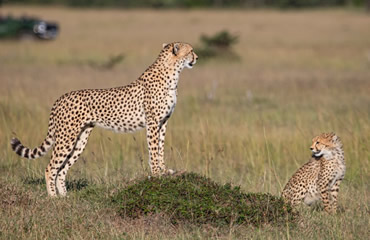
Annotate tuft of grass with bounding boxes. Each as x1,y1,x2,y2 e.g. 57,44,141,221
22,177,90,191
111,172,297,227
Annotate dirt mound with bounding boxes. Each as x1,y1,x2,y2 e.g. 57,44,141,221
111,172,297,227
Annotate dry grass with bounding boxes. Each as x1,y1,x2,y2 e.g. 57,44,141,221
0,5,369,239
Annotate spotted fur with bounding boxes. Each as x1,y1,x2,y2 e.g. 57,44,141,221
11,42,198,197
282,132,345,213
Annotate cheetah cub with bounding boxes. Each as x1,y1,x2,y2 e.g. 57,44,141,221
282,132,345,213
10,42,198,197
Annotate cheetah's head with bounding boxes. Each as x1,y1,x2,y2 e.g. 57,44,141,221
161,42,198,69
310,132,342,159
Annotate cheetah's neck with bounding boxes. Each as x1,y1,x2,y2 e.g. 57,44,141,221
138,58,183,90
323,145,345,165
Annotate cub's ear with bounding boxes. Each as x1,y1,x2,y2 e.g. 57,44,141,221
172,43,180,56
331,134,338,141
162,43,168,48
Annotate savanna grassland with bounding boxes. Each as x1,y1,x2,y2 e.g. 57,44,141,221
0,6,369,239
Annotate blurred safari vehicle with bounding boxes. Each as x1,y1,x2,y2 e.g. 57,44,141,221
0,15,59,40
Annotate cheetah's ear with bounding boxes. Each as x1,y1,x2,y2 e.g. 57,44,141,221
331,133,338,141
172,43,180,56
162,43,168,48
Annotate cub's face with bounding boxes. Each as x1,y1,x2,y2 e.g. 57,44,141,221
310,133,338,158
162,42,198,69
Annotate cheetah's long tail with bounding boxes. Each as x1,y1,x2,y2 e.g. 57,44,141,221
10,111,55,159
11,134,54,159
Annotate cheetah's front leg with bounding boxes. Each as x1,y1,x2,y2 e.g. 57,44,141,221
158,119,175,175
146,118,163,176
329,178,343,213
318,175,333,213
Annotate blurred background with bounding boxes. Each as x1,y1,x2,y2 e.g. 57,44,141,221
0,1,369,238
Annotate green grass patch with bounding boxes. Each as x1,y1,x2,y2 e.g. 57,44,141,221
111,172,297,227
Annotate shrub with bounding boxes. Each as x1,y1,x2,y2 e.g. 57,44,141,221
195,30,239,61
200,30,238,49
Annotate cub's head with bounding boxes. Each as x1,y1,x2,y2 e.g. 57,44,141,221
161,42,198,69
310,132,342,158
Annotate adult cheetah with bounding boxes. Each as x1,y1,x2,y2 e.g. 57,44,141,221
11,42,198,197
282,132,345,213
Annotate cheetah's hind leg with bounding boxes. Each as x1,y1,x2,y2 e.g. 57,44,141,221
55,126,94,196
45,142,76,197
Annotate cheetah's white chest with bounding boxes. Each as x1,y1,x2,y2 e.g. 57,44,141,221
166,89,177,116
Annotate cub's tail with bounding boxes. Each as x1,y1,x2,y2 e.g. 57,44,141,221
11,136,54,159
